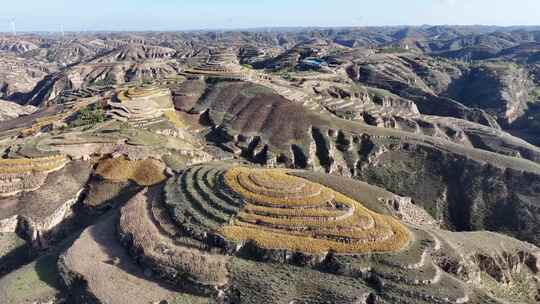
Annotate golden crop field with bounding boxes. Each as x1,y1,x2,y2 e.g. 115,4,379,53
224,167,335,207
219,166,411,254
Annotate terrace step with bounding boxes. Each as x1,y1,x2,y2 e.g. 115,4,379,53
377,227,434,269
194,166,240,215
149,189,208,250
373,256,440,286
182,167,231,224
164,174,215,239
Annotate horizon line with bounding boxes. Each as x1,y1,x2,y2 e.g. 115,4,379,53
1,24,540,34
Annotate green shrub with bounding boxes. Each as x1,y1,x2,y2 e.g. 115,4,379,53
69,104,105,128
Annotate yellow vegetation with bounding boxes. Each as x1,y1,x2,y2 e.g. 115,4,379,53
243,203,347,218
225,167,335,207
0,155,68,174
220,213,409,254
163,110,186,129
219,167,411,254
95,157,167,186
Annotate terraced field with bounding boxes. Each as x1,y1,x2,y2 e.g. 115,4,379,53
164,165,241,241
221,166,411,254
114,164,416,297
0,154,68,197
161,164,410,256
180,47,245,79
108,84,174,123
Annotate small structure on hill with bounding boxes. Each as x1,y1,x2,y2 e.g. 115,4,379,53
108,84,174,123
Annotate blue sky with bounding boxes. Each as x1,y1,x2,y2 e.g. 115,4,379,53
1,0,540,32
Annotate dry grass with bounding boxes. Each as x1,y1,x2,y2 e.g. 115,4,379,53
220,166,411,254
95,157,166,186
120,190,229,286
220,216,408,254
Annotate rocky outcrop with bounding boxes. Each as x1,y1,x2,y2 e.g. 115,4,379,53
0,215,19,234
345,54,500,127
381,195,439,227
430,230,540,302
444,63,533,126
